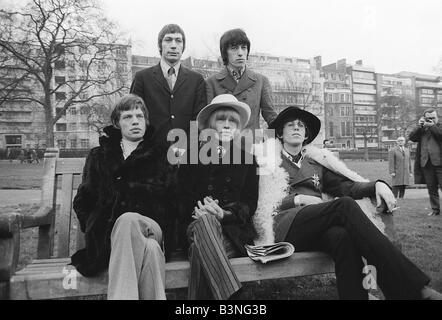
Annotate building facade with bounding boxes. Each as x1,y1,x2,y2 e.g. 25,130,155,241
324,59,378,148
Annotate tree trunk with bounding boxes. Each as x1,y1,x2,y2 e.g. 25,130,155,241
44,89,54,147
364,136,369,161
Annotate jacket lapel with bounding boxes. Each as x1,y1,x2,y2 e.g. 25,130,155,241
172,65,189,93
215,68,238,94
233,68,257,96
152,63,171,93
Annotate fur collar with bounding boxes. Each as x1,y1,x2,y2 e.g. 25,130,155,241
253,138,385,245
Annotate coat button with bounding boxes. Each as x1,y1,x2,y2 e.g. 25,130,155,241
116,176,122,180
171,115,175,119
207,184,214,191
225,177,231,182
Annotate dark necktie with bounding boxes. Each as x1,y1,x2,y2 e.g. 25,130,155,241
167,67,175,90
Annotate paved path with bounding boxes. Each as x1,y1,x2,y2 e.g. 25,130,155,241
0,188,438,207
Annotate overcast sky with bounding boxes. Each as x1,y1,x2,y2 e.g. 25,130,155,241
100,0,442,75
3,0,442,75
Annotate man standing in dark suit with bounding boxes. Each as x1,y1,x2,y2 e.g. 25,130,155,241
409,108,442,216
206,29,277,133
130,24,207,147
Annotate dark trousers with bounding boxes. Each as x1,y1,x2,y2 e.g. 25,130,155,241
392,185,406,198
284,197,430,300
187,214,242,300
422,161,442,213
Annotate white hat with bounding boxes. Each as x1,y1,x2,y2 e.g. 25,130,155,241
196,94,251,130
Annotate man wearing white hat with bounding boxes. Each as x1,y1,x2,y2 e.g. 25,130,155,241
178,94,259,300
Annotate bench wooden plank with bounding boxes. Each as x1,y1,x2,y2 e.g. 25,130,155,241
58,174,74,258
55,158,85,174
10,252,334,300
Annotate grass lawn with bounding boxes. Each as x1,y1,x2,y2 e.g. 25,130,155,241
0,161,44,189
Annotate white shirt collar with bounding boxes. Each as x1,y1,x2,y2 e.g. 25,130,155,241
282,148,303,168
160,58,180,78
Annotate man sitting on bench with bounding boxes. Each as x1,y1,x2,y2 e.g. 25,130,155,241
254,106,442,300
71,94,177,299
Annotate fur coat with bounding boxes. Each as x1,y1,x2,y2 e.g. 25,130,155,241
253,138,387,245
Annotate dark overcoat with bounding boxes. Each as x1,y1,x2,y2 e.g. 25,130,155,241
177,142,259,255
130,63,207,147
206,68,277,130
71,125,178,277
408,123,442,184
388,146,412,186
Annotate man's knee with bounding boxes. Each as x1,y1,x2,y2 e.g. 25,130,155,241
145,238,163,254
336,196,359,210
325,226,351,246
115,212,141,226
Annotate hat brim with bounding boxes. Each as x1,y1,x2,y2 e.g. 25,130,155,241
268,107,321,144
196,101,251,131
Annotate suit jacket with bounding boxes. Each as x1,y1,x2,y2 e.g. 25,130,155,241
130,63,207,147
409,123,442,184
206,67,277,130
388,146,412,186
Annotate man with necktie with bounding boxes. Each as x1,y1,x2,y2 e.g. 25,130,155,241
130,24,207,148
388,136,412,199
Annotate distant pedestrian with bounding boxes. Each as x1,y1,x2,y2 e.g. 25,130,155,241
389,136,412,198
409,108,442,216
6,147,13,162
18,149,26,164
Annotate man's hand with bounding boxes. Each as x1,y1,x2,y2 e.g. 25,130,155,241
375,181,397,212
418,117,426,126
294,195,323,206
194,197,226,220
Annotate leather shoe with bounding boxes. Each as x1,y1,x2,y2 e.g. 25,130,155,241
428,211,440,216
421,286,442,300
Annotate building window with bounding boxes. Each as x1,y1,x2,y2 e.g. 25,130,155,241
55,76,65,84
81,139,89,148
57,139,66,149
329,122,334,137
55,92,66,100
70,139,77,149
70,107,77,115
56,123,67,131
5,135,22,146
341,121,352,137
56,107,66,116
54,60,65,69
328,107,334,116
80,106,88,115
69,123,77,131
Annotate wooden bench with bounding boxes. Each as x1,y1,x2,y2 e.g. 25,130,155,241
0,148,393,300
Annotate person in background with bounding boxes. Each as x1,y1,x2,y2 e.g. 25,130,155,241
388,136,412,199
409,108,442,216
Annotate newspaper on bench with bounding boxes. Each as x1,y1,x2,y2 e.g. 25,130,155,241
244,242,295,264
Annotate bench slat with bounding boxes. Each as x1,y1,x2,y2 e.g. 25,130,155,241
57,174,74,258
55,158,85,174
10,252,334,300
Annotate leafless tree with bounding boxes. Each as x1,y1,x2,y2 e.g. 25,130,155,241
0,0,130,147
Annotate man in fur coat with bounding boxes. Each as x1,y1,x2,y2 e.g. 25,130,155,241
252,106,441,300
71,94,177,300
